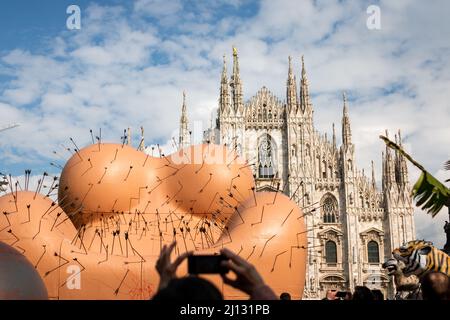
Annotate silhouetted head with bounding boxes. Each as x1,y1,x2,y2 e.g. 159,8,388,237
371,289,384,301
343,291,353,300
152,276,223,301
421,271,449,300
352,286,374,301
280,292,291,300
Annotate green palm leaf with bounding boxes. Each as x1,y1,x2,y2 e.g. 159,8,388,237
380,135,450,217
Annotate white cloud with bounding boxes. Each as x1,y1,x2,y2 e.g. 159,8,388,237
0,1,449,245
134,0,183,18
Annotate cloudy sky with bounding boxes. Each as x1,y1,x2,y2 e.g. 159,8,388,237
0,0,449,246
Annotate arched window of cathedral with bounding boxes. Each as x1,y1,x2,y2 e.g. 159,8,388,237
328,165,333,178
367,241,380,263
347,159,352,171
291,144,297,158
258,134,277,179
325,240,337,264
306,144,310,157
321,194,338,223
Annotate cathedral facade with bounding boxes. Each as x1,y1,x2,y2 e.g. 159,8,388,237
180,49,416,299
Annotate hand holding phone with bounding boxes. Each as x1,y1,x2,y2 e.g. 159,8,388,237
219,248,277,299
188,254,229,274
336,291,347,298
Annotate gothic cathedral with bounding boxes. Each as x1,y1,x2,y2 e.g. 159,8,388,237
179,48,415,299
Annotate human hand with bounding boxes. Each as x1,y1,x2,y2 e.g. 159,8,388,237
220,247,277,300
155,241,192,291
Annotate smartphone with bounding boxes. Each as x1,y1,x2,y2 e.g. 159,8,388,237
336,291,348,298
188,254,229,274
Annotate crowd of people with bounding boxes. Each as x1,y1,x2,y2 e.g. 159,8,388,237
152,241,450,301
320,271,450,301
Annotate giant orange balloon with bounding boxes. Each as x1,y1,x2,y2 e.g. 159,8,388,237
0,142,307,300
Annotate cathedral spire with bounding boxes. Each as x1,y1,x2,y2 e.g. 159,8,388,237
332,123,337,148
181,91,187,120
299,55,312,115
396,129,409,188
382,151,386,189
382,129,397,190
371,160,376,189
342,92,352,147
287,56,298,113
219,54,231,114
301,55,306,77
178,91,190,150
232,47,240,75
230,47,243,113
222,54,227,83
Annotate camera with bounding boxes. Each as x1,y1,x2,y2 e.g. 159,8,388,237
188,254,229,274
336,291,349,299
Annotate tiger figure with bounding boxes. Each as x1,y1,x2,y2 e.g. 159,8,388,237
392,240,450,278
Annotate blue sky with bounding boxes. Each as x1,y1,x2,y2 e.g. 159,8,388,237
0,0,449,245
0,1,90,51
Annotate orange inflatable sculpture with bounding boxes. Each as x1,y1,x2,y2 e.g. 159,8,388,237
0,142,307,299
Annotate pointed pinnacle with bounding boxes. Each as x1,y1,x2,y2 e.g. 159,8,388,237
301,55,306,78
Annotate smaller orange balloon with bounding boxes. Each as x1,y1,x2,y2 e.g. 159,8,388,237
167,144,255,224
0,241,48,300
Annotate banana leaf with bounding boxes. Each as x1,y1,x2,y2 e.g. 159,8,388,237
380,135,450,217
